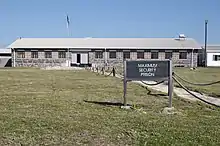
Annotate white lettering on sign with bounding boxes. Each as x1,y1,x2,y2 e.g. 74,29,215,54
138,64,158,68
140,73,155,76
139,68,157,72
138,63,158,77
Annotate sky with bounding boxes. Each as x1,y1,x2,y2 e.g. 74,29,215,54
0,0,220,46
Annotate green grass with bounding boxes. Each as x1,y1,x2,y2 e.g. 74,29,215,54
174,67,220,97
0,68,220,145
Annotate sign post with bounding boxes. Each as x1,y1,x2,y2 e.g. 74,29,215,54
168,59,173,108
123,61,127,106
123,60,172,108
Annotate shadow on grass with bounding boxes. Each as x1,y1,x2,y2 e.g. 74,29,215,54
148,92,168,97
141,85,168,98
84,100,132,107
145,87,167,97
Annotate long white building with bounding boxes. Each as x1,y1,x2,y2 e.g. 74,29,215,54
8,37,201,68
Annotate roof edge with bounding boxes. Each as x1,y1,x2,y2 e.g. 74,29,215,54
8,47,202,49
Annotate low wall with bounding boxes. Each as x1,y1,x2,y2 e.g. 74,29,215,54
14,59,67,68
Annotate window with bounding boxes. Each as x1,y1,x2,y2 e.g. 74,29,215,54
151,52,158,59
213,55,220,61
17,51,25,58
58,51,66,58
31,51,38,58
109,52,116,59
123,52,130,59
137,52,144,59
165,52,172,59
45,51,52,58
95,52,103,58
179,52,187,59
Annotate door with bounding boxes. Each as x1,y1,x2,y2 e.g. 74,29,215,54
77,54,81,63
81,53,88,64
71,53,77,64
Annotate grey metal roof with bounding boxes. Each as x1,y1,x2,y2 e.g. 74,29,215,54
8,38,202,49
202,45,220,53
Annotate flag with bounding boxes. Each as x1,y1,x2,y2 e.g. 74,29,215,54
66,14,71,37
66,15,70,27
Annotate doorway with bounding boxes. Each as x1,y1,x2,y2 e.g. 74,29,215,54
77,54,81,63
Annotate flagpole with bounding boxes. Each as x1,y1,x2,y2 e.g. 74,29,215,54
66,15,70,67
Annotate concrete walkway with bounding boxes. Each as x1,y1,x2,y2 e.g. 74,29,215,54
101,70,220,107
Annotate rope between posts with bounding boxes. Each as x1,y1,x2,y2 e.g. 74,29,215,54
96,66,219,107
114,68,123,75
173,72,220,86
105,71,113,77
141,80,166,86
172,76,220,108
113,68,124,78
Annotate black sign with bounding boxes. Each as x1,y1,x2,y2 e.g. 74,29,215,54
125,60,170,81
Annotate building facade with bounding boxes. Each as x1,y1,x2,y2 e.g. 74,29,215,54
205,45,220,67
0,49,11,67
8,37,202,68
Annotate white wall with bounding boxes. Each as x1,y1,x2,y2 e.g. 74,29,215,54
207,53,220,67
0,49,11,54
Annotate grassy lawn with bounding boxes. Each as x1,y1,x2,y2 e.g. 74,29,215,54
174,67,220,97
0,68,220,145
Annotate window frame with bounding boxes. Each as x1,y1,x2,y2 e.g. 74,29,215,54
151,52,158,59
58,51,66,58
123,52,130,59
95,51,103,59
17,51,25,58
31,51,38,58
179,52,187,59
109,51,116,59
137,51,144,59
213,55,220,61
165,52,172,59
45,51,52,58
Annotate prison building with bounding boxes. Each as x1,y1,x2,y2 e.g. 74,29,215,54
8,37,202,68
0,49,12,67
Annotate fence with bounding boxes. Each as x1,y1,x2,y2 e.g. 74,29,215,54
87,66,220,108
